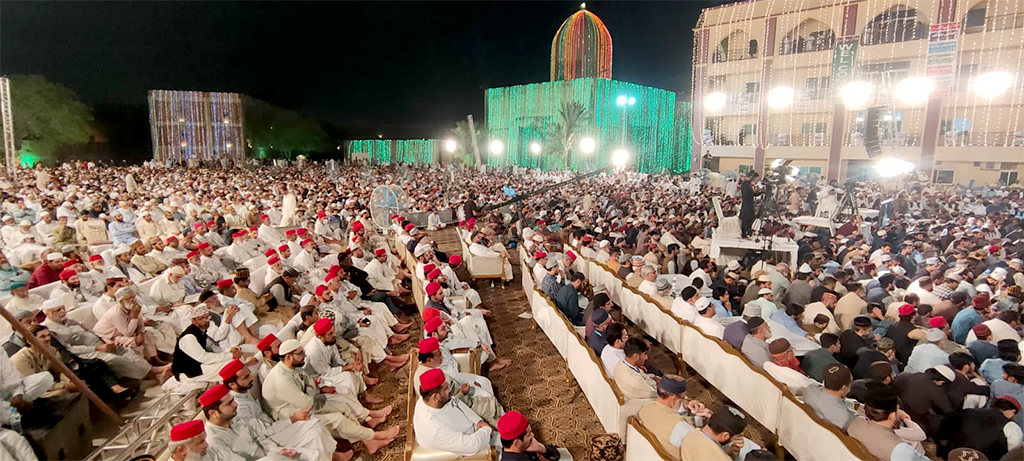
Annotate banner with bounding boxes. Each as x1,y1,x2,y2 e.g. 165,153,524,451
926,22,960,98
830,36,860,91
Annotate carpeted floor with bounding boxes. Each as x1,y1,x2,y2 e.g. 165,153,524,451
363,228,775,461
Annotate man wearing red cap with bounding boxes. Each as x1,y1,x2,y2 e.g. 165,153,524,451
497,411,561,461
363,246,409,295
79,254,120,299
262,338,398,454
51,268,96,307
316,282,411,368
413,368,498,455
221,358,344,461
198,241,231,282
468,231,512,285
258,214,286,247
415,337,502,425
440,254,483,309
168,420,210,461
425,314,511,374
304,318,375,401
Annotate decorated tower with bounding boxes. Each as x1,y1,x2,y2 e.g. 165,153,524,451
550,4,613,81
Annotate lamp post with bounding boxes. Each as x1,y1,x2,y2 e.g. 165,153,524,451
616,95,636,146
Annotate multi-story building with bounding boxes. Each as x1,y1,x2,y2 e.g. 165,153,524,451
148,90,246,166
692,0,1024,186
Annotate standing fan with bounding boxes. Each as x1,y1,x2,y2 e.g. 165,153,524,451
369,185,412,230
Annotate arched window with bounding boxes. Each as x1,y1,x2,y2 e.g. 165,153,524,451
713,30,758,63
963,1,1024,33
862,5,928,45
780,19,836,55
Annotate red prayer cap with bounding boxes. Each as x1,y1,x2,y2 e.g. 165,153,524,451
314,318,333,335
423,307,440,322
166,236,178,242
279,244,289,252
265,249,277,257
374,248,386,257
990,245,1001,253
449,255,461,266
170,420,205,442
219,359,244,380
391,215,400,221
286,229,297,236
317,211,327,219
296,228,308,235
232,231,244,238
216,279,233,290
419,368,445,391
428,269,441,280
566,250,577,261
324,273,338,283
426,282,441,297
466,218,476,227
582,236,592,242
974,296,991,309
352,222,364,231
497,410,529,440
260,214,269,220
199,384,229,407
928,316,948,328
243,228,252,234
197,242,210,249
998,395,1021,412
301,239,313,246
405,223,415,231
972,323,992,337
418,337,440,354
425,316,443,333
187,250,200,259
62,260,79,268
458,220,465,227
194,223,205,230
423,264,436,275
59,269,76,281
315,285,327,297
206,220,215,226
535,252,547,259
898,304,915,316
89,254,103,262
257,334,277,352
328,265,341,275
267,256,280,265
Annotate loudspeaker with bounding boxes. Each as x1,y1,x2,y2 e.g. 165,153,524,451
864,106,884,158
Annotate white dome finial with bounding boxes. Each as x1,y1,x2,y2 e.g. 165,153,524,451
580,2,586,10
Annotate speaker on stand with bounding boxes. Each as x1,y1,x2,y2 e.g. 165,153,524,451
864,105,884,158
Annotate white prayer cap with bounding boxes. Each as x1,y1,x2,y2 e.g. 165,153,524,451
798,263,812,274
532,235,543,242
41,297,64,311
18,220,30,227
414,244,430,257
726,261,740,271
46,253,64,262
299,293,314,307
925,328,946,343
932,364,955,382
925,257,940,265
599,240,610,248
758,288,773,295
111,210,122,217
113,244,132,256
279,339,303,355
186,303,209,319
694,297,711,313
595,227,603,234
114,286,134,301
141,211,151,217
977,283,993,294
167,266,185,276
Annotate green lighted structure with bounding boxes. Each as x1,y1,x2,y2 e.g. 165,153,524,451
486,78,688,172
347,139,438,165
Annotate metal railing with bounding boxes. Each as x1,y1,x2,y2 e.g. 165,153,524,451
84,390,200,461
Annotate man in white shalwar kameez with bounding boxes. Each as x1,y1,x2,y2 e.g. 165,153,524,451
414,337,502,426
468,232,513,282
413,368,498,455
164,303,256,393
304,319,366,397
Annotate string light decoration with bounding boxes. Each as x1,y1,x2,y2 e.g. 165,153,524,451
347,139,437,164
148,90,245,164
692,1,1024,181
551,5,613,81
486,78,688,173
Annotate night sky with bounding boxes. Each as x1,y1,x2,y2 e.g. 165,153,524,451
1,1,731,138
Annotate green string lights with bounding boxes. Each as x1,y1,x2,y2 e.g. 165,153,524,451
486,78,690,173
347,139,437,164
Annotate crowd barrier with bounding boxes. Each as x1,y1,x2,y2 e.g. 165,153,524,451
562,247,876,461
624,416,676,461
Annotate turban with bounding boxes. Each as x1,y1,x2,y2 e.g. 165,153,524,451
197,242,210,250
428,269,442,281
89,254,103,262
187,250,200,259
62,260,78,269
279,244,289,252
423,307,440,322
59,269,76,281
216,279,233,290
374,248,386,257
405,223,415,231
265,249,277,257
267,256,280,265
449,255,461,266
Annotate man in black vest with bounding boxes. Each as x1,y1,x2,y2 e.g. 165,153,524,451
171,303,254,389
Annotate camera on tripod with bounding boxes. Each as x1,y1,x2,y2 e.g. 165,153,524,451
764,159,798,186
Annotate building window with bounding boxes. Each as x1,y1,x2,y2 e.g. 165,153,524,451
1000,170,1019,186
933,170,955,184
801,122,828,134
805,76,831,100
708,76,727,91
714,30,758,63
860,61,911,91
862,5,928,46
963,1,1024,33
780,19,837,55
738,165,753,175
798,166,823,176
742,124,757,135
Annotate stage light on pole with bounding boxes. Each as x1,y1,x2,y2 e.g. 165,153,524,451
895,77,934,105
875,158,915,178
972,71,1014,99
529,142,542,154
705,92,727,112
616,95,627,106
612,148,629,167
767,86,795,109
489,140,504,155
579,137,596,154
841,81,873,109
444,139,457,153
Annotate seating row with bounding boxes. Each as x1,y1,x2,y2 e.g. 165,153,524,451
565,247,877,461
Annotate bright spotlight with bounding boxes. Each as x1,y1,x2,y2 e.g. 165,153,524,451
841,81,874,109
444,139,457,153
225,143,233,148
612,149,629,167
767,86,795,109
895,77,934,105
529,142,542,154
874,158,915,178
489,140,504,155
973,71,1014,99
627,96,636,105
579,137,596,154
771,158,783,168
705,92,727,112
616,95,627,106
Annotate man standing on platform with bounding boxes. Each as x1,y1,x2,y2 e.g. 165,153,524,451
739,172,760,239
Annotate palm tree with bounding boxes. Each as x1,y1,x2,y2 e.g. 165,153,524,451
546,102,590,170
450,120,487,165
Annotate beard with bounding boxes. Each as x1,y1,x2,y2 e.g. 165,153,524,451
292,358,305,368
0,262,10,271
270,353,282,363
183,449,209,461
324,337,336,346
68,281,81,289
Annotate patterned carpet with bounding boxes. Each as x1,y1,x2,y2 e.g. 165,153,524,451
362,228,774,461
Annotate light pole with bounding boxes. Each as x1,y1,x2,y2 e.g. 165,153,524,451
616,95,636,146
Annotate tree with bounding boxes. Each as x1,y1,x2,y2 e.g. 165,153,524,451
242,96,328,159
546,101,590,169
449,120,487,165
8,74,94,163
